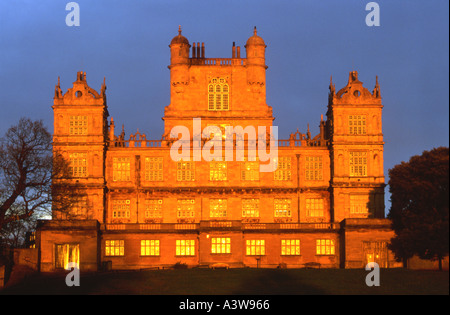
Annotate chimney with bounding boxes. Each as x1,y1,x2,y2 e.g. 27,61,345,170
197,42,200,59
237,46,241,58
192,42,196,58
232,42,236,58
201,42,205,58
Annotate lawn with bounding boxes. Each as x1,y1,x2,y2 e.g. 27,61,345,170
0,268,448,295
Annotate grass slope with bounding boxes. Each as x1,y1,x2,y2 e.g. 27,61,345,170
1,268,448,295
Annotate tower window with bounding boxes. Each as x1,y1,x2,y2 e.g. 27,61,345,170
350,195,372,217
349,151,367,177
208,78,229,111
69,152,87,177
349,115,366,135
69,116,88,135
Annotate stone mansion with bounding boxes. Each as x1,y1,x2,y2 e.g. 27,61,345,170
36,27,401,271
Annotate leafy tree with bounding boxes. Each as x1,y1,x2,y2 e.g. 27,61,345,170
387,147,449,270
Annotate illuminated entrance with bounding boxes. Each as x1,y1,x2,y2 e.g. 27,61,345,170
363,241,388,268
55,244,80,269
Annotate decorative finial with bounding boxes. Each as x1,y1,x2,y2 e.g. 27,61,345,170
101,76,107,95
329,75,335,94
254,26,257,35
55,76,62,98
373,75,380,98
178,25,182,35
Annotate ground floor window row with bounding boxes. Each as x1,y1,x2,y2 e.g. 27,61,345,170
54,240,390,269
104,238,336,257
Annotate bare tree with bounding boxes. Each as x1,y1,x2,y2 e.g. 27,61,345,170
0,118,79,232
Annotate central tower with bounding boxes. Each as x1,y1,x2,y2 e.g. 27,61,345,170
163,26,274,139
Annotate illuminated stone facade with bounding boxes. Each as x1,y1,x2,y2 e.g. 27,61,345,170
37,28,401,271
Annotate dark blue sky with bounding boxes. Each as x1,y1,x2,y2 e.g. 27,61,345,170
1,0,449,214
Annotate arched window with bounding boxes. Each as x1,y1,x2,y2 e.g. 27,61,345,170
208,78,229,111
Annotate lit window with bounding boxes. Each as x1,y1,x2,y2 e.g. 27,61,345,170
69,152,87,177
349,151,367,177
274,157,291,181
242,199,260,218
176,239,195,256
274,199,292,217
140,240,160,256
306,198,324,218
69,116,88,135
305,156,323,181
145,199,163,219
246,239,265,256
105,240,124,256
211,238,231,254
281,239,300,256
144,157,163,181
177,199,195,219
112,200,130,219
241,159,259,181
55,244,79,269
350,195,370,216
177,160,195,181
208,77,229,111
210,161,227,181
113,157,131,181
316,239,335,255
210,199,227,218
349,115,366,135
